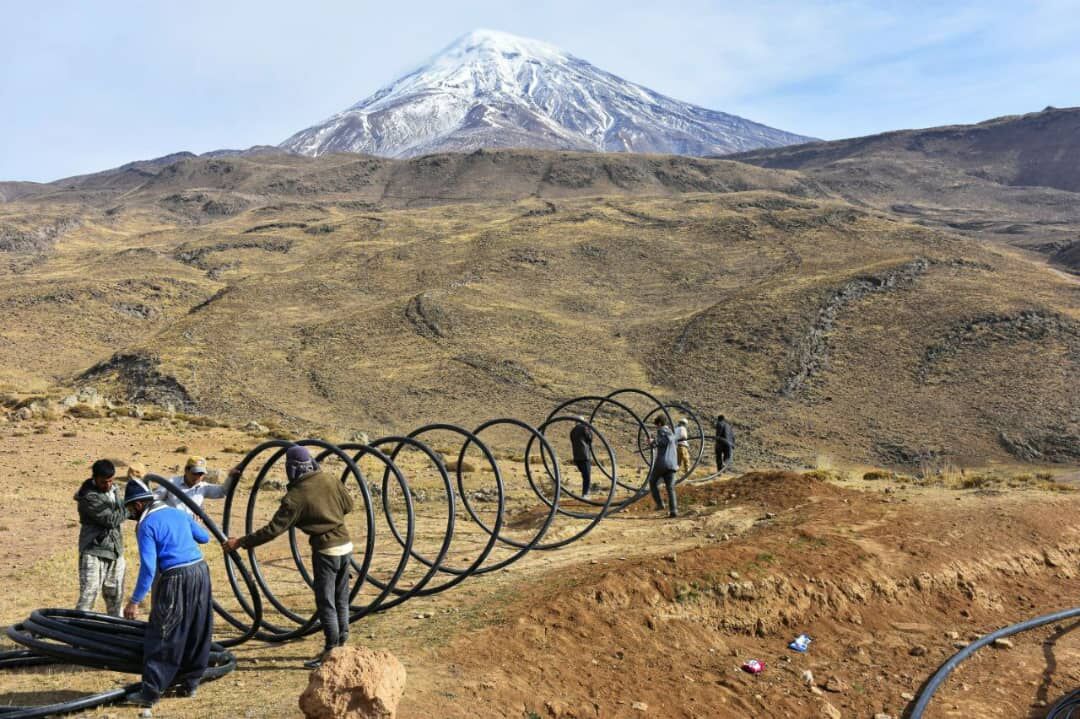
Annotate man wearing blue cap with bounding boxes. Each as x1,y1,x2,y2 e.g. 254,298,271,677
121,478,213,707
223,445,354,669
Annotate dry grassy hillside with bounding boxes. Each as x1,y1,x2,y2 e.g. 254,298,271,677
0,149,1077,469
732,106,1080,274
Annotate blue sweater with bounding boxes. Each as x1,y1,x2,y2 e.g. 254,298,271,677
131,504,210,603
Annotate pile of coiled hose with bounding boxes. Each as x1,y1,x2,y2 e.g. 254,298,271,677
1,389,705,716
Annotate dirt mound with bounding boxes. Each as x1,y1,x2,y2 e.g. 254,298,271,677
686,471,848,511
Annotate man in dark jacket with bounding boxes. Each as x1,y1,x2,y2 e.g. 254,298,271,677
715,415,735,471
75,459,126,616
223,446,354,668
569,416,594,497
648,416,680,518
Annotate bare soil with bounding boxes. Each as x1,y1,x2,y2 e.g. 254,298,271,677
1,418,1079,718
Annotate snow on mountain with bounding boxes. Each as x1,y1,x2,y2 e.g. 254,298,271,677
281,30,813,159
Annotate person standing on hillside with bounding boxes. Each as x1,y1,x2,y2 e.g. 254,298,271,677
74,459,127,616
121,478,213,708
153,456,236,519
715,415,735,471
674,418,691,474
222,446,355,669
648,415,680,518
569,416,594,497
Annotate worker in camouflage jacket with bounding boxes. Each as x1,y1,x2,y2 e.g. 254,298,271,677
74,459,127,616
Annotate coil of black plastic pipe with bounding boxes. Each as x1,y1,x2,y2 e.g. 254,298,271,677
1,389,706,716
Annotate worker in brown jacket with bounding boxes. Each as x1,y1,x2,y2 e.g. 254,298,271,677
223,446,354,668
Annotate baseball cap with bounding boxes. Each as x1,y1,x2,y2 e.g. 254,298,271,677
678,418,688,425
185,456,207,474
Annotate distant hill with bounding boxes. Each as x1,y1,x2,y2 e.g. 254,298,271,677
732,107,1080,273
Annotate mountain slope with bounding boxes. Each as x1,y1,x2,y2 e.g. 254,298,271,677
280,29,812,159
1,151,1077,468
731,106,1080,272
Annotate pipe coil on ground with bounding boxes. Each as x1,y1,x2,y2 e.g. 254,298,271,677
1,388,705,715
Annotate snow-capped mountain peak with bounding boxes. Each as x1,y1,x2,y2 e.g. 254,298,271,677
281,30,813,158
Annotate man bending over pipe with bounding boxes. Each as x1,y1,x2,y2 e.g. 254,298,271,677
222,446,355,669
121,478,214,707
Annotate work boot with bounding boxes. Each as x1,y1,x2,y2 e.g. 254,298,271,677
303,649,331,669
122,690,156,707
178,683,199,699
338,634,349,648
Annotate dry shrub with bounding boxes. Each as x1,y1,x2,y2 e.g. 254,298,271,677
802,469,845,482
445,459,477,473
67,404,103,419
862,469,895,481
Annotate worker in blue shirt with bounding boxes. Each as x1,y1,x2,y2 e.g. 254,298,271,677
120,479,213,708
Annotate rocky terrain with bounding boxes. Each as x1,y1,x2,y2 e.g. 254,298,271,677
1,415,1079,718
731,106,1080,274
0,145,1077,471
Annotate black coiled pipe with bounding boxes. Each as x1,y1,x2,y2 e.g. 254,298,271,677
1,388,698,716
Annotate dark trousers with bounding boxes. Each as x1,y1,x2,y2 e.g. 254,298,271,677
142,561,212,699
574,459,592,495
716,441,733,470
649,469,678,517
313,551,351,651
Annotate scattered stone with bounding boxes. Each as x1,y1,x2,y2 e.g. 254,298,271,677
765,512,777,519
909,645,928,657
244,420,268,435
729,571,740,580
349,431,370,444
299,646,406,719
544,699,570,717
823,675,847,693
802,670,815,686
820,701,842,719
946,631,960,640
901,692,915,701
631,701,648,712
874,714,894,719
13,407,32,421
992,638,1013,649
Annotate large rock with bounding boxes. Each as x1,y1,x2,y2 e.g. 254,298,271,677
299,646,406,719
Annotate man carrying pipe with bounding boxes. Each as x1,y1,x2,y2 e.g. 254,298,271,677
648,415,680,518
153,456,236,519
674,418,691,474
222,446,355,669
121,478,214,708
570,416,594,497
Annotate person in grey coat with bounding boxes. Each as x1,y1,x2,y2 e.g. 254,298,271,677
648,415,679,518
74,459,126,616
715,415,735,471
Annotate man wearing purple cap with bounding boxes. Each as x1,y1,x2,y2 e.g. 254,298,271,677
223,446,354,668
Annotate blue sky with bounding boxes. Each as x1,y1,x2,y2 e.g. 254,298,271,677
2,0,1078,182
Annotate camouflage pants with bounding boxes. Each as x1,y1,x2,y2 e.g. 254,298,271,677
76,553,126,617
